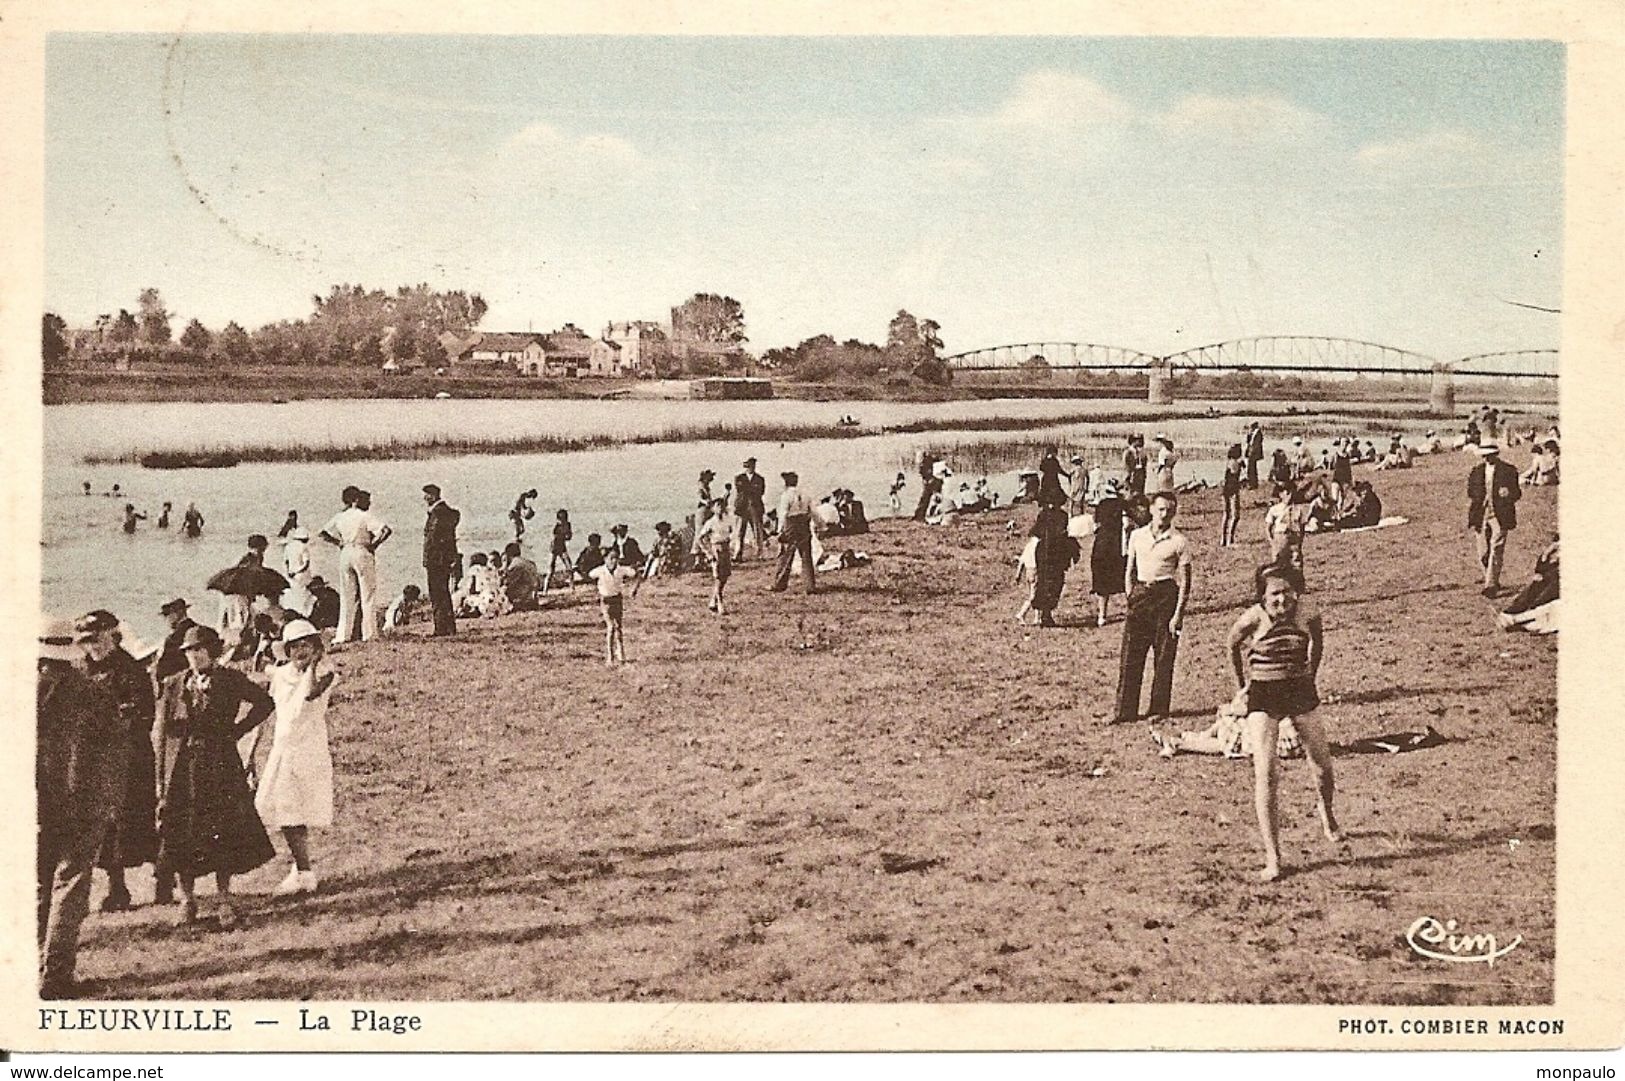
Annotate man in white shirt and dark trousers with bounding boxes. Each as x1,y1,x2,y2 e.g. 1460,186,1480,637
771,471,816,594
1113,490,1193,724
319,486,393,645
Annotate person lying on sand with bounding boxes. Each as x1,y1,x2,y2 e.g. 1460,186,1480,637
1150,690,1302,760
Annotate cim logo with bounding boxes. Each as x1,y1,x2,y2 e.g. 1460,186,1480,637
1405,916,1522,966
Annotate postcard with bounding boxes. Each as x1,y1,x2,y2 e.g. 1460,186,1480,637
2,0,1621,1054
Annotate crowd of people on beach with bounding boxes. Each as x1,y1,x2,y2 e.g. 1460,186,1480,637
1001,406,1557,883
39,444,897,996
37,402,1558,997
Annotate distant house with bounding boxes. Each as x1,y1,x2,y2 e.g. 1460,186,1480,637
463,332,546,370
537,325,594,378
603,321,671,376
588,338,623,377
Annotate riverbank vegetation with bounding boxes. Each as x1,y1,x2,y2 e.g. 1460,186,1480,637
86,402,1444,469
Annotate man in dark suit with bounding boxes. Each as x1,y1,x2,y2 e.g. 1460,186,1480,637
1467,443,1521,595
732,457,768,560
421,484,461,636
1244,422,1265,489
37,617,125,999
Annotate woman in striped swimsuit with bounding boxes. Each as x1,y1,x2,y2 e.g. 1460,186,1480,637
1227,563,1343,882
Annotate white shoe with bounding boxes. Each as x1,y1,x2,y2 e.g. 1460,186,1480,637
273,866,306,895
299,870,319,894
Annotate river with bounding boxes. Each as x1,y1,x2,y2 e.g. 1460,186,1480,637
43,396,1543,647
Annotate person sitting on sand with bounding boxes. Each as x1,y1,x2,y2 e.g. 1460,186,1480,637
502,542,542,611
813,496,843,536
837,488,869,534
452,553,495,617
306,577,340,636
1290,437,1314,480
1226,563,1342,883
1268,448,1292,487
1334,481,1383,530
1498,533,1559,633
1521,440,1560,487
953,482,990,514
383,584,424,633
573,533,606,584
645,521,683,577
924,492,950,525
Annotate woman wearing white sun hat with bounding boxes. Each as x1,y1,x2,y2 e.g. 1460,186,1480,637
255,619,336,896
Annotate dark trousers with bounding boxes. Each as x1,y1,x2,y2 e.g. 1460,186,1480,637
1114,579,1180,721
772,515,816,592
1246,456,1260,488
426,563,456,636
912,479,942,521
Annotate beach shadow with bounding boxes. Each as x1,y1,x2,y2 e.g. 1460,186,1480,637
1295,822,1554,876
1323,683,1495,708
98,912,681,999
1335,582,1471,609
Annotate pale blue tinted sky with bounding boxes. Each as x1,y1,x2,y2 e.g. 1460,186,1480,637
45,35,1562,356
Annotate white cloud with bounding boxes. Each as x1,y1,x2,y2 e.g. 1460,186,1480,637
1355,130,1486,169
1158,94,1328,144
987,70,1136,131
493,121,642,176
939,70,1330,166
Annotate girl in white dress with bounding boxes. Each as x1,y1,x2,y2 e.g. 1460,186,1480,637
255,619,336,896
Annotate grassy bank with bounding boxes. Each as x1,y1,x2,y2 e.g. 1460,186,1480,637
87,403,1448,469
73,453,1555,1003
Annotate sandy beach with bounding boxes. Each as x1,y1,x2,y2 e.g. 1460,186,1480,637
73,449,1556,1004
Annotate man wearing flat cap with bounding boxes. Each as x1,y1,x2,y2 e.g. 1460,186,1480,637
771,470,816,594
421,484,460,637
1468,442,1522,595
733,457,768,561
37,617,124,999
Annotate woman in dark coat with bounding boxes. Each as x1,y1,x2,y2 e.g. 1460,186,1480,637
1030,504,1080,627
1036,447,1069,508
156,625,276,926
75,611,161,912
1089,481,1130,627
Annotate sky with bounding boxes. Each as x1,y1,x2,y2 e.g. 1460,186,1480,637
44,35,1563,358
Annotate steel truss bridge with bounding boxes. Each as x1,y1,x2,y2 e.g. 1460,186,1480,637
944,336,1559,380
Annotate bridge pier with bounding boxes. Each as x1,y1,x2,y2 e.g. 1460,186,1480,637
1147,361,1175,405
1429,365,1455,418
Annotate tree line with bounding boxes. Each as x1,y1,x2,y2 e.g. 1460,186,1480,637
760,310,951,386
43,288,949,384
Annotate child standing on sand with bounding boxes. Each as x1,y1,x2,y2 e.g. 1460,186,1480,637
589,549,641,665
888,472,906,515
695,497,736,614
1226,564,1342,883
255,620,336,897
545,509,574,593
